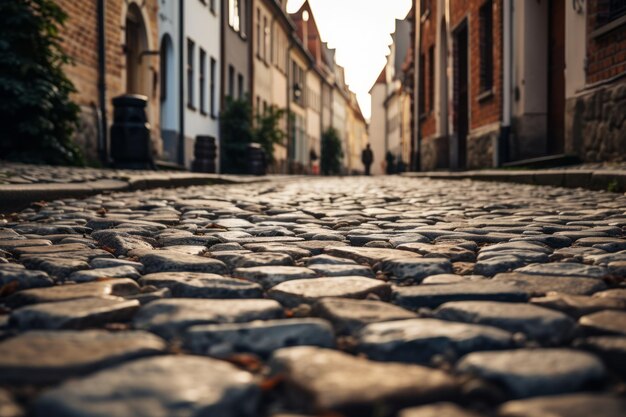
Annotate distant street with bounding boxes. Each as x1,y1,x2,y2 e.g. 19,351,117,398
0,177,625,416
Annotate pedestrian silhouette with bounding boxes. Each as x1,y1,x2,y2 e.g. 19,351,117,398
362,144,374,176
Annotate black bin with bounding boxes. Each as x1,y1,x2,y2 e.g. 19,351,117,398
110,94,154,169
247,143,266,176
192,135,217,173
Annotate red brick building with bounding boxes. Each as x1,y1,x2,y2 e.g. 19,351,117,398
566,0,626,162
57,0,160,164
412,0,626,170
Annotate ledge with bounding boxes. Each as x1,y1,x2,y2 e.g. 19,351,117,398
401,169,626,193
0,174,269,213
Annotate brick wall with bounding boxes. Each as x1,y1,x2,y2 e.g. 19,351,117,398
449,0,502,131
57,0,160,162
419,1,437,139
586,2,626,83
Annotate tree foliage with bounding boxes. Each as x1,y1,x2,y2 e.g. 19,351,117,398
253,105,285,165
0,0,83,165
321,127,343,175
219,97,286,173
219,96,254,174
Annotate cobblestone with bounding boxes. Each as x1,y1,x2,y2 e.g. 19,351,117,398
0,176,624,415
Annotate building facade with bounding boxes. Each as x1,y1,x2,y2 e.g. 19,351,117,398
159,0,221,169
58,0,160,165
369,15,412,174
410,0,626,171
221,0,250,103
565,1,626,162
57,0,367,173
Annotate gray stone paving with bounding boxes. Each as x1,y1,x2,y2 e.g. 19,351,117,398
0,176,625,416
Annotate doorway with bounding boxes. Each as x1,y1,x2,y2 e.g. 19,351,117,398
548,0,565,154
452,21,468,170
125,4,148,95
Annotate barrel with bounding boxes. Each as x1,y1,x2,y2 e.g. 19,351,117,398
110,94,154,169
192,135,217,173
247,143,266,176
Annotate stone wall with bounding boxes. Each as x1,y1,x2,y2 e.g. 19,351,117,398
566,81,626,163
467,126,496,169
420,135,450,171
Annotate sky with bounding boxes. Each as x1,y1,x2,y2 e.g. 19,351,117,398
287,0,412,121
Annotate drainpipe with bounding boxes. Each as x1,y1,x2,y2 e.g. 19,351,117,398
413,0,422,171
97,0,108,165
286,41,293,174
178,0,185,167
498,0,512,166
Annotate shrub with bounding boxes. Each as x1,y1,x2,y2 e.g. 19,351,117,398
253,105,286,165
219,96,253,174
321,127,343,175
0,0,83,165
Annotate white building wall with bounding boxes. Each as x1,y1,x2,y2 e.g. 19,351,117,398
184,0,221,168
369,83,386,175
386,92,401,159
158,0,180,163
159,0,221,169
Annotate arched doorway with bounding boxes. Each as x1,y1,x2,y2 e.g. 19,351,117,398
125,4,149,95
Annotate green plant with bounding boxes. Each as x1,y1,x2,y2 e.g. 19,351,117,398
253,105,286,165
607,180,619,193
0,0,83,165
219,96,254,174
320,127,343,175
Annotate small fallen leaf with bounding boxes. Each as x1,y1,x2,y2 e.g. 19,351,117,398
259,374,285,391
101,246,116,254
0,281,19,297
224,353,263,372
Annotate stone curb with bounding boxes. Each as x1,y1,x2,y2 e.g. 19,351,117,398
402,169,626,193
0,174,267,213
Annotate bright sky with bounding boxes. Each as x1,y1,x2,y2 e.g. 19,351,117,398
287,0,412,121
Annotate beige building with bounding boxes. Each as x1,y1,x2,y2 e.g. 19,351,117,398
370,16,412,174
250,0,293,172
288,40,311,173
347,92,369,174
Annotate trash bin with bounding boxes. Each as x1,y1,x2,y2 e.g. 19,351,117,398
247,143,266,176
110,94,154,169
192,135,217,173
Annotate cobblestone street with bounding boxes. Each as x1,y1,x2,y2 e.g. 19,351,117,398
1,176,625,417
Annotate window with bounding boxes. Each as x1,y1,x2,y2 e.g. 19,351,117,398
159,37,168,101
229,0,240,32
187,38,195,109
307,88,320,112
256,96,261,115
291,60,305,105
479,0,493,92
597,0,626,26
418,53,425,116
199,48,206,114
256,8,261,56
428,45,434,112
263,16,269,62
238,73,244,99
210,57,216,117
228,65,235,97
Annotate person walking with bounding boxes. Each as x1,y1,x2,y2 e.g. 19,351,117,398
361,143,374,175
